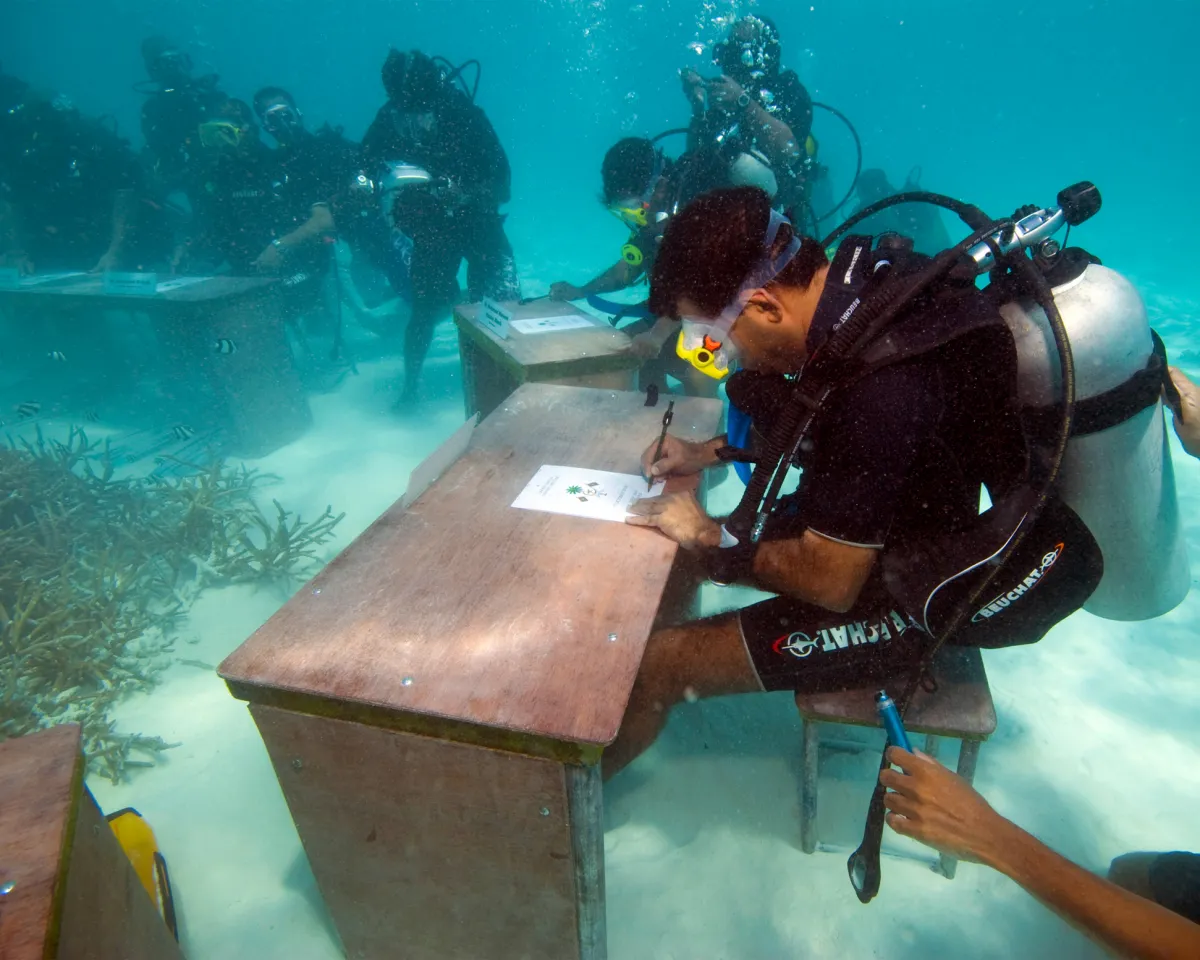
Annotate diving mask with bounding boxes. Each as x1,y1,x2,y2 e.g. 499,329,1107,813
610,200,650,230
607,149,665,231
674,207,801,380
198,120,247,151
261,103,303,143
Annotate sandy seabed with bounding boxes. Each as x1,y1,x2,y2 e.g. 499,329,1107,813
77,278,1200,960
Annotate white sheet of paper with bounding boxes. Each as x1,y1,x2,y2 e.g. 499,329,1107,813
511,465,664,522
510,314,595,335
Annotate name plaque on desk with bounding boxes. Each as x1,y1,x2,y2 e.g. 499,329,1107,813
479,298,512,340
103,271,158,297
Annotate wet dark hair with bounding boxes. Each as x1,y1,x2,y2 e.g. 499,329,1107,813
601,137,656,206
253,86,295,117
649,187,827,318
381,49,445,111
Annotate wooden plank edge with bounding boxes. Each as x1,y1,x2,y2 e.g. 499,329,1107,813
43,743,86,960
223,679,605,766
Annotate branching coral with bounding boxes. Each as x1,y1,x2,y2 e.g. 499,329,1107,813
0,427,344,782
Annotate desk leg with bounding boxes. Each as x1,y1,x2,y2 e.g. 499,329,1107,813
457,328,480,420
249,704,602,960
566,762,606,960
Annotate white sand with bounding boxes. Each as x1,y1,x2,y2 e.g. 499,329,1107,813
77,284,1200,960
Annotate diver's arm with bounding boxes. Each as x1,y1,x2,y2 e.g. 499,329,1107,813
642,314,680,348
581,259,640,295
93,188,136,272
739,98,802,170
882,749,1200,960
552,259,640,300
277,203,336,249
751,532,876,613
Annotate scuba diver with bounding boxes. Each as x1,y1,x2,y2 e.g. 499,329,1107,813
191,99,330,324
612,181,1189,902
682,15,823,219
850,168,953,255
549,136,727,397
0,72,148,273
360,48,519,405
138,36,228,190
250,87,359,276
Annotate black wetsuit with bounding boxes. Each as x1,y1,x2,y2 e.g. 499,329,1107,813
0,101,144,270
360,89,518,397
140,78,228,188
194,143,329,318
731,288,1035,694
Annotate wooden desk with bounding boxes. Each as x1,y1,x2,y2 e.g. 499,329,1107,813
219,384,723,960
453,299,641,420
0,276,311,457
0,725,183,960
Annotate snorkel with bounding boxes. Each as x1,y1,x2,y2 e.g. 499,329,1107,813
675,207,801,379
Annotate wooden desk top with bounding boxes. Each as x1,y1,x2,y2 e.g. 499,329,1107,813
0,275,274,307
0,724,84,960
220,384,723,749
454,299,638,379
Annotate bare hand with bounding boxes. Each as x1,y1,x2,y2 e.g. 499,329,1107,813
550,281,585,301
1168,366,1200,459
630,332,662,361
880,747,1009,866
706,75,747,111
90,249,120,274
625,490,720,550
253,243,284,273
640,433,711,481
680,67,706,110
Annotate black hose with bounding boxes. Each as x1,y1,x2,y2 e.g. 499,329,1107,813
810,102,863,225
651,127,691,145
824,190,992,248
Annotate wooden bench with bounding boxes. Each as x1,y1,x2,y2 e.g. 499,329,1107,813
0,724,183,960
219,383,724,960
795,645,997,878
453,299,641,420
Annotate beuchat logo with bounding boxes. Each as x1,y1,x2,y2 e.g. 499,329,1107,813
971,542,1065,623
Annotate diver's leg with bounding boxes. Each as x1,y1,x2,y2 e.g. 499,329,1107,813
608,591,927,779
398,228,459,404
464,212,519,302
603,614,759,780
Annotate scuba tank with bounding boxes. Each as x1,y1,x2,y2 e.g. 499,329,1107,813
998,257,1189,621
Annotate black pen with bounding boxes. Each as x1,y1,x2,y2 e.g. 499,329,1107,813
648,401,675,491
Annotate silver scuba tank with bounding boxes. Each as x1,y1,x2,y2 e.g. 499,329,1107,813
998,263,1190,620
728,148,778,198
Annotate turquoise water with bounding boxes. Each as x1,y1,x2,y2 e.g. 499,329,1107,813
4,1,1200,957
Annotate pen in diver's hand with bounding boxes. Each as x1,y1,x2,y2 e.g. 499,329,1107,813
648,400,675,491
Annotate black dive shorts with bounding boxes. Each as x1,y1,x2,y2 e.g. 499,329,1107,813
737,586,932,694
1149,852,1200,924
